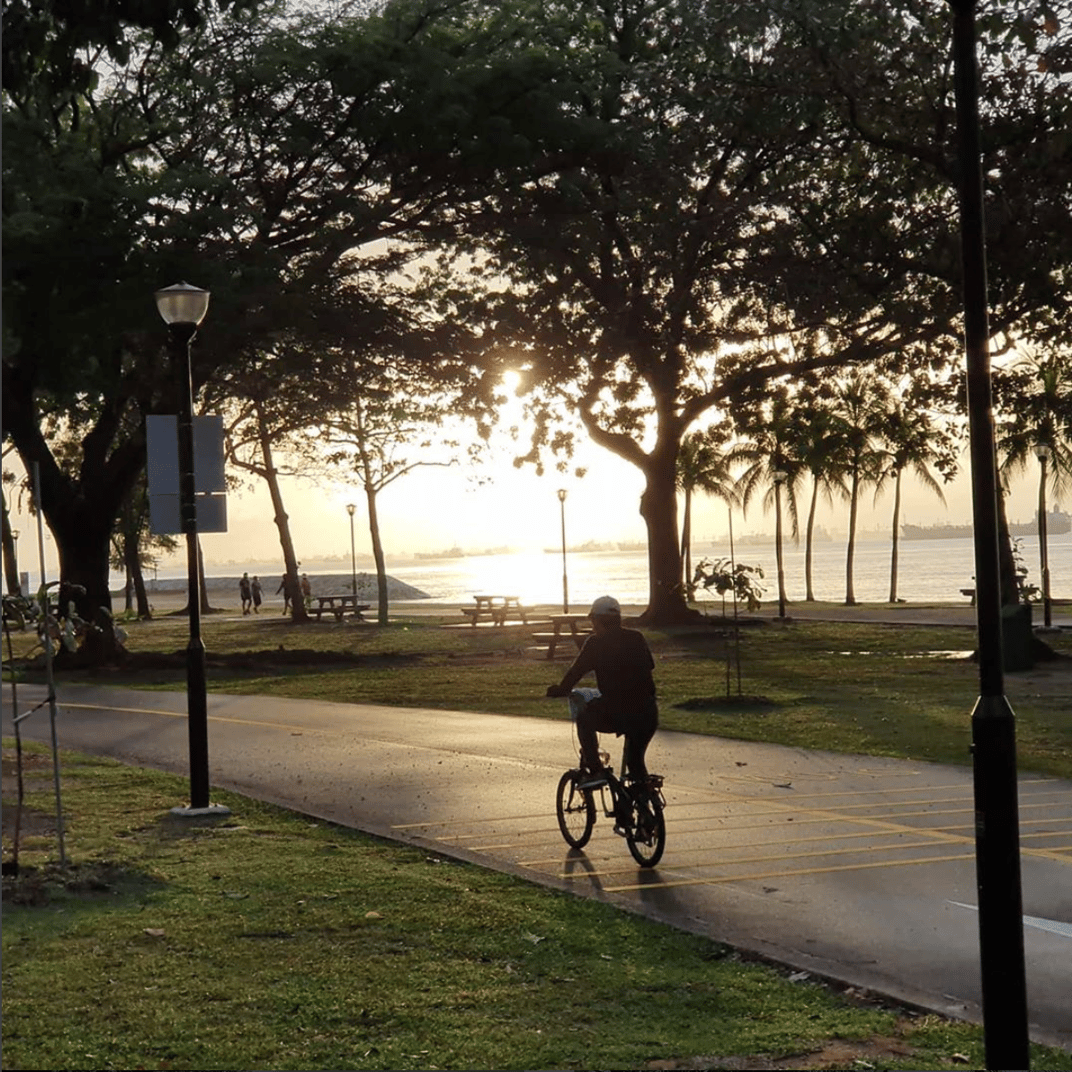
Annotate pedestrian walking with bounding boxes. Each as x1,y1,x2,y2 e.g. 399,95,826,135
276,573,291,614
239,572,252,615
251,576,263,613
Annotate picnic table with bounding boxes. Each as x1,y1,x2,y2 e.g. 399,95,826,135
460,595,531,626
531,613,591,659
310,594,369,622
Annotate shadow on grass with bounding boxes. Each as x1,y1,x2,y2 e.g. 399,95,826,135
2,856,168,910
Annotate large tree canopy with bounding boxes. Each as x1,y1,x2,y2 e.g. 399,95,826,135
424,0,1070,622
1,0,532,621
4,0,1068,631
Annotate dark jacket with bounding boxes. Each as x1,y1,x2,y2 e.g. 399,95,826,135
557,626,656,720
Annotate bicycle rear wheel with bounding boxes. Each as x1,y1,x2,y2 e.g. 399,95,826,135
556,771,595,849
626,792,666,867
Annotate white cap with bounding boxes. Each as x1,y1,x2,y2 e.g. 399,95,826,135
589,595,621,617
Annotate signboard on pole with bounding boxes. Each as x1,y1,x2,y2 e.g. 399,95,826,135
146,415,228,534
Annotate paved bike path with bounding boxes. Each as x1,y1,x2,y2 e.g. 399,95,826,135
6,682,1071,1050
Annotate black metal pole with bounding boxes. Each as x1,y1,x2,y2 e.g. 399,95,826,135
173,322,211,811
349,510,358,597
774,480,786,619
559,497,569,614
949,2,1030,1066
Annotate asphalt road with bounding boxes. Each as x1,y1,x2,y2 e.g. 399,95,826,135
6,681,1071,1051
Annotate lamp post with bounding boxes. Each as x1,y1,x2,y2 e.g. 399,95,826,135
950,4,1029,1064
11,529,19,595
1034,443,1052,629
557,489,569,613
154,282,226,816
772,469,788,619
346,503,358,597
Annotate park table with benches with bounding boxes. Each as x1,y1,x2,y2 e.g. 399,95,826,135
460,595,532,626
310,594,370,622
530,613,592,659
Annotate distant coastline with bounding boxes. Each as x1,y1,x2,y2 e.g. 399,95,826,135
902,509,1071,540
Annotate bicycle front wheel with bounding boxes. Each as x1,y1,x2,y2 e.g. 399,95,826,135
626,792,666,867
556,771,595,849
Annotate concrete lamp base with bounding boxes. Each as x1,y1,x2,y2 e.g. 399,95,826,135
170,803,232,819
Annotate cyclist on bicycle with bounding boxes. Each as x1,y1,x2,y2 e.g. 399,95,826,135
545,595,659,788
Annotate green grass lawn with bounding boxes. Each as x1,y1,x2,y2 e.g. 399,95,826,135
5,745,1070,1071
9,604,1069,777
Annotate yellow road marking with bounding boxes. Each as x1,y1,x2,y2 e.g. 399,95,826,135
670,777,1058,805
601,852,978,893
57,700,311,734
558,837,976,880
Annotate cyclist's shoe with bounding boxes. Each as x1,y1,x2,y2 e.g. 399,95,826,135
612,823,630,838
577,767,609,789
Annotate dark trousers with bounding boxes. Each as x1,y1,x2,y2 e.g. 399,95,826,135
577,697,658,780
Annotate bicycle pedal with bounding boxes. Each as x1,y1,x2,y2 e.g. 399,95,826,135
613,824,629,838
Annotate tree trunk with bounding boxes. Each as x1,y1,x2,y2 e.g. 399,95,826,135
3,366,147,625
255,402,308,622
804,478,819,602
50,509,115,620
365,484,389,626
888,471,903,603
637,451,695,624
845,468,860,605
3,497,23,596
122,528,138,614
129,537,152,620
177,540,215,615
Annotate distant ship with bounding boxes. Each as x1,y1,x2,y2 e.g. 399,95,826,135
414,546,465,559
1010,510,1071,537
543,540,616,554
902,510,1070,540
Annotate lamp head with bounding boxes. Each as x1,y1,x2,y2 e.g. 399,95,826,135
155,282,210,326
557,488,568,503
1034,443,1052,461
346,503,356,517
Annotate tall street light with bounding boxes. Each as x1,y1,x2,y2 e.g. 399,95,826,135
11,529,19,595
346,503,358,597
557,489,569,613
772,469,788,619
1034,443,1052,629
155,282,226,816
950,3,1028,1064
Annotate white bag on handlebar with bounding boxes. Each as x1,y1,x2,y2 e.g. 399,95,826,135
568,687,601,722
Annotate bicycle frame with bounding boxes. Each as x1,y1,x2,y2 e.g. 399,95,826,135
556,729,666,867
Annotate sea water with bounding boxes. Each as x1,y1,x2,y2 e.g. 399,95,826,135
141,533,1071,607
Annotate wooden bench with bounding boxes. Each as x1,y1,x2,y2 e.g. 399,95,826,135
532,614,591,659
311,595,369,622
461,595,531,626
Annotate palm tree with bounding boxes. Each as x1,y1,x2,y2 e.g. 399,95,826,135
730,388,800,615
831,372,889,606
876,394,959,603
996,346,1072,618
790,392,849,601
677,430,737,597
